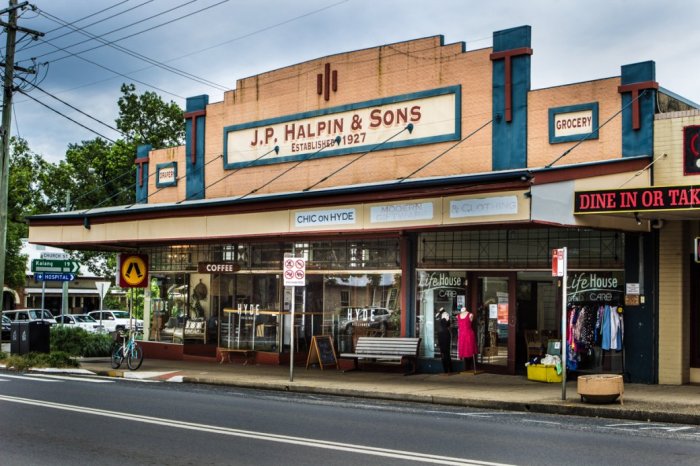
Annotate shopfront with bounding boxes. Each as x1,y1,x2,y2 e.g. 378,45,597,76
141,239,401,362
26,26,700,383
414,228,626,374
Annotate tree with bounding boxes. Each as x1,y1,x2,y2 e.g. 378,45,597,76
6,137,48,288
116,83,184,149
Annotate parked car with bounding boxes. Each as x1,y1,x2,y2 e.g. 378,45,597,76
55,314,105,333
87,310,143,333
2,309,57,325
1,315,10,340
337,307,395,334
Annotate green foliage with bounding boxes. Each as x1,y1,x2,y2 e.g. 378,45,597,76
50,326,113,357
0,351,6,360
116,83,184,149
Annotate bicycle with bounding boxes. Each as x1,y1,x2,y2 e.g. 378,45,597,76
111,329,144,370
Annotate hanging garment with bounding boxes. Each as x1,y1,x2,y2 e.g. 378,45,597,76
457,311,478,359
436,314,452,373
601,304,612,350
610,306,623,350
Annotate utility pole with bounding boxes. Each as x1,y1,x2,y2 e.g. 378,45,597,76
0,0,42,308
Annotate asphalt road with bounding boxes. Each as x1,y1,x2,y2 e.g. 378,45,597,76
0,370,699,465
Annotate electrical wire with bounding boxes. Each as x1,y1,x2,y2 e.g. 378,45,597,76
240,136,342,200
17,88,117,142
34,3,230,91
17,76,122,134
127,152,225,208
545,89,649,168
397,119,492,183
32,0,200,61
303,124,414,192
17,1,144,53
177,146,280,204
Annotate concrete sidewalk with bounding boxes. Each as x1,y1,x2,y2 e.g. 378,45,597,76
76,357,700,425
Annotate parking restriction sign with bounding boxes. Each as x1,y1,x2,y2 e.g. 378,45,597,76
283,257,306,287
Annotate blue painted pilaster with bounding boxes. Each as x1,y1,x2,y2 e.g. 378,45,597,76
185,95,209,200
491,25,532,170
620,61,656,157
135,144,152,203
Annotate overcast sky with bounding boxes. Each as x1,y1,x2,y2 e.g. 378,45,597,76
6,0,700,163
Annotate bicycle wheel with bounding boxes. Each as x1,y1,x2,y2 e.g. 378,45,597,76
127,344,144,370
111,345,124,369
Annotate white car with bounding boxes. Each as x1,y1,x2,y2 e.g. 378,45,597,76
87,310,143,333
55,314,104,333
2,309,57,325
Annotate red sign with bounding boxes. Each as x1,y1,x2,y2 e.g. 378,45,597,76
684,125,700,175
575,185,700,214
552,248,566,277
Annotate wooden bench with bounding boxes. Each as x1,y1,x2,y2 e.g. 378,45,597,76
340,337,421,375
218,348,255,365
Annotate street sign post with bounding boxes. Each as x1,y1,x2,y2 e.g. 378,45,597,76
31,259,80,273
552,247,568,400
94,281,111,322
283,256,306,382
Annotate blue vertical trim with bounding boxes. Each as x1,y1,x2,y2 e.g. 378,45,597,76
621,61,655,157
492,25,531,170
135,144,151,203
186,94,209,200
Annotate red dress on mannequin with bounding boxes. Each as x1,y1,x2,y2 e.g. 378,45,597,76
457,311,478,358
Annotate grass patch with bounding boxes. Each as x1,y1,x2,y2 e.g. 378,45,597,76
1,351,80,371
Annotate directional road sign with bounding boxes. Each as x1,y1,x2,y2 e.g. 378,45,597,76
31,259,80,273
35,272,75,282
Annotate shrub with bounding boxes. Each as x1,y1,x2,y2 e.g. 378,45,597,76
50,326,113,357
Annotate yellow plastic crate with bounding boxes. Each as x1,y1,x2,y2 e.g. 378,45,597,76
527,364,562,383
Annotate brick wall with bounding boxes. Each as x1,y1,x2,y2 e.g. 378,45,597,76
658,220,690,384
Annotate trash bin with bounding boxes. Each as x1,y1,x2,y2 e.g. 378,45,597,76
10,321,50,355
26,321,51,353
10,322,23,355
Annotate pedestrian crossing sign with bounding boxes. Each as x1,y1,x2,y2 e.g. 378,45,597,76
118,254,149,288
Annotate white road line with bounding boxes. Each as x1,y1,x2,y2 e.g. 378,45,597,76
0,374,60,382
0,394,513,466
26,374,113,383
521,420,562,425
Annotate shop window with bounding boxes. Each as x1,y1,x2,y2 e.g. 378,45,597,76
418,229,623,269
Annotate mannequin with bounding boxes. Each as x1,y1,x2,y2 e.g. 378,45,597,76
457,306,478,374
435,307,452,373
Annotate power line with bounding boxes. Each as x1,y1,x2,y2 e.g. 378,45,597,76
240,136,341,200
18,0,141,52
18,88,117,142
17,76,122,134
397,119,492,183
303,124,413,192
545,90,648,168
34,2,230,91
176,146,280,204
32,0,200,61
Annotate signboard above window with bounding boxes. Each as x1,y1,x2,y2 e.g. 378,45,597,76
548,102,599,144
223,86,461,170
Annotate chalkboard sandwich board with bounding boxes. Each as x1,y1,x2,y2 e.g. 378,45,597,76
306,335,338,370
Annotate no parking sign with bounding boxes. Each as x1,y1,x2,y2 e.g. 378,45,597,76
283,257,306,287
